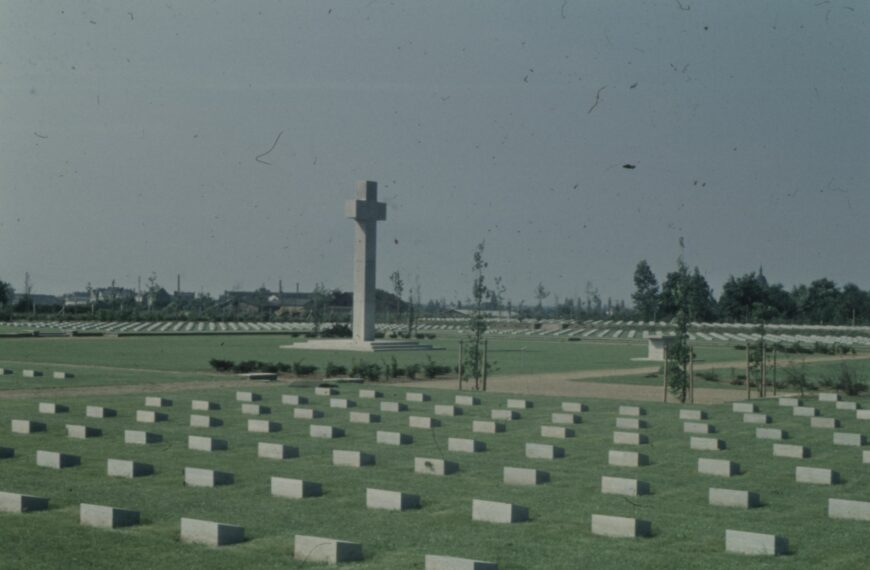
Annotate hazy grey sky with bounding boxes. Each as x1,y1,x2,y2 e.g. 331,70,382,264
2,1,868,305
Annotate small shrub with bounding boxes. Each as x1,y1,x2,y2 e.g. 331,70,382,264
351,360,382,382
325,361,348,377
292,360,318,376
405,362,420,380
233,360,259,373
320,323,352,338
423,356,451,379
209,358,235,372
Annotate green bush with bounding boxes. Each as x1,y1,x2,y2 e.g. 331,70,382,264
325,361,348,377
351,360,382,382
292,360,318,376
208,358,234,372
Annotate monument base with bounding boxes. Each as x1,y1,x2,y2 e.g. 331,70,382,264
283,339,435,352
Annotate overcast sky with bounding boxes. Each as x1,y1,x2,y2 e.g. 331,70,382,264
2,1,867,305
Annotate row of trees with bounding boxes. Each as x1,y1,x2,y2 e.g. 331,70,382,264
633,262,870,326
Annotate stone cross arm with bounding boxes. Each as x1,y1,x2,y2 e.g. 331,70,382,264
345,181,386,222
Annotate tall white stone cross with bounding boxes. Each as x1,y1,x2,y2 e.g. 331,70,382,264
344,181,386,343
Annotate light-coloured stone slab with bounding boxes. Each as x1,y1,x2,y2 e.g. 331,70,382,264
333,450,375,467
473,420,505,434
618,406,645,416
778,397,802,407
181,517,245,546
743,413,771,424
709,488,759,508
350,411,381,424
455,395,481,406
144,397,172,407
366,488,421,511
240,403,270,415
865,450,870,463
601,476,649,496
330,398,356,409
810,417,840,429
191,400,220,411
293,407,323,420
415,457,459,475
835,401,859,411
731,402,756,413
315,386,338,396
381,401,408,413
36,450,80,469
608,450,649,467
310,425,345,439
541,425,574,438
613,431,649,445
552,413,581,425
773,444,809,458
856,409,870,420
448,438,485,453
435,405,462,417
506,399,533,409
66,424,101,439
756,428,787,440
377,430,413,445
424,555,498,570
683,422,715,434
472,499,528,523
80,503,140,529
795,466,839,485
698,458,739,477
135,410,168,423
409,416,440,429
38,403,69,414
124,430,162,444
271,477,321,499
406,392,431,402
248,419,281,433
293,535,363,564
818,392,841,402
562,402,588,413
615,417,644,429
85,406,117,418
184,467,234,487
281,394,308,406
11,419,46,434
236,391,261,402
52,371,74,379
0,492,48,513
526,442,564,459
491,410,520,421
725,530,788,556
359,389,383,399
828,498,870,521
107,459,154,478
793,406,819,417
679,409,707,420
590,514,651,538
22,370,43,378
258,442,298,459
690,437,725,451
188,435,228,452
833,432,866,446
503,467,549,486
190,414,222,428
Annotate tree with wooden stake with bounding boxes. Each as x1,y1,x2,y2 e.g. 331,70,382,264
463,241,490,391
664,249,692,403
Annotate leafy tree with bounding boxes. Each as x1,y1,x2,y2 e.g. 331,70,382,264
0,280,13,307
463,241,489,390
718,272,767,322
686,267,717,321
665,254,692,402
389,270,404,321
840,283,867,326
534,282,549,316
801,278,840,324
631,260,659,321
308,282,329,335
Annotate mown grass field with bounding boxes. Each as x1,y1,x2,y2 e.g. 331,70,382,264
1,380,869,569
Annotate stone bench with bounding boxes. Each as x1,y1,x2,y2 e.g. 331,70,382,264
184,467,233,487
828,498,870,521
697,458,738,477
709,488,759,509
504,467,549,486
455,395,481,406
773,444,809,458
415,457,459,476
311,425,345,439
144,397,172,408
366,488,421,511
795,466,839,485
377,431,413,446
11,419,47,434
80,503,140,529
271,477,321,499
281,394,308,406
590,514,651,538
409,416,440,429
473,421,505,434
294,408,323,420
107,459,154,478
38,403,68,414
601,476,649,496
472,499,528,523
248,419,281,433
541,426,574,439
66,424,102,439
188,435,228,452
191,400,220,411
448,438,486,453
526,443,564,460
36,450,80,469
258,442,299,460
425,555,498,570
690,437,725,451
124,430,162,445
725,530,787,556
351,412,381,424
333,450,375,467
190,415,222,428
181,517,245,546
0,491,48,513
235,391,262,402
294,535,363,564
608,450,649,467
86,406,117,418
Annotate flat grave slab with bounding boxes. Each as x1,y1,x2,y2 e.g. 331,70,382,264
271,477,321,499
366,488,421,511
294,535,363,564
107,459,154,478
333,450,375,467
601,476,649,496
725,530,787,556
709,488,759,509
181,517,245,546
503,467,549,486
36,450,80,469
590,514,651,538
184,467,234,487
540,426,574,438
0,492,48,513
472,499,528,523
415,457,458,476
80,503,140,529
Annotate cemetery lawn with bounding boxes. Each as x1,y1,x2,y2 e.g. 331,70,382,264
1,382,868,569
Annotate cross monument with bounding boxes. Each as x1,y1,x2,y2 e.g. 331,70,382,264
345,180,386,343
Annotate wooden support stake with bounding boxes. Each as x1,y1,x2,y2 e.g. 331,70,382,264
689,349,695,404
663,346,669,402
745,342,751,400
482,340,488,392
457,341,464,390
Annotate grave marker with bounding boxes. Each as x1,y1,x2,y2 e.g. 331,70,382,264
697,458,739,477
180,517,244,546
0,492,48,513
366,488,421,511
725,530,787,556
828,498,870,521
124,430,162,445
188,435,228,452
310,425,345,439
424,555,498,570
562,402,588,413
240,403,270,415
415,457,458,476
36,450,80,469
407,392,431,402
315,386,338,396
833,432,866,446
409,416,440,429
608,450,649,467
506,399,533,409
235,391,261,402
281,394,308,406
377,431,413,445
271,477,321,499
683,422,715,434
248,419,281,433
191,400,220,411
455,395,481,406
600,476,649,496
38,403,68,414
294,408,323,420
472,499,528,524
491,410,520,421
144,397,172,407
435,405,463,417
11,419,46,434
135,410,168,423
773,444,809,458
86,406,117,418
541,426,574,438
690,437,725,451
184,467,234,487
795,466,839,485
590,514,651,538
810,417,840,429
793,406,819,417
526,443,564,459
294,535,363,564
679,409,707,421
66,424,102,439
473,420,505,434
107,459,154,478
743,413,771,424
190,415,222,428
618,406,645,417
22,370,43,378
503,467,549,486
448,438,486,453
333,450,375,467
552,413,581,425
756,428,787,440
381,401,408,413
330,398,356,409
80,503,140,529
350,411,381,424
359,389,383,399
709,488,759,509
615,417,644,429
258,442,299,460
732,403,756,413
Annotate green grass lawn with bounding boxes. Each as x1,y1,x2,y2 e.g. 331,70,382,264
1,381,869,569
